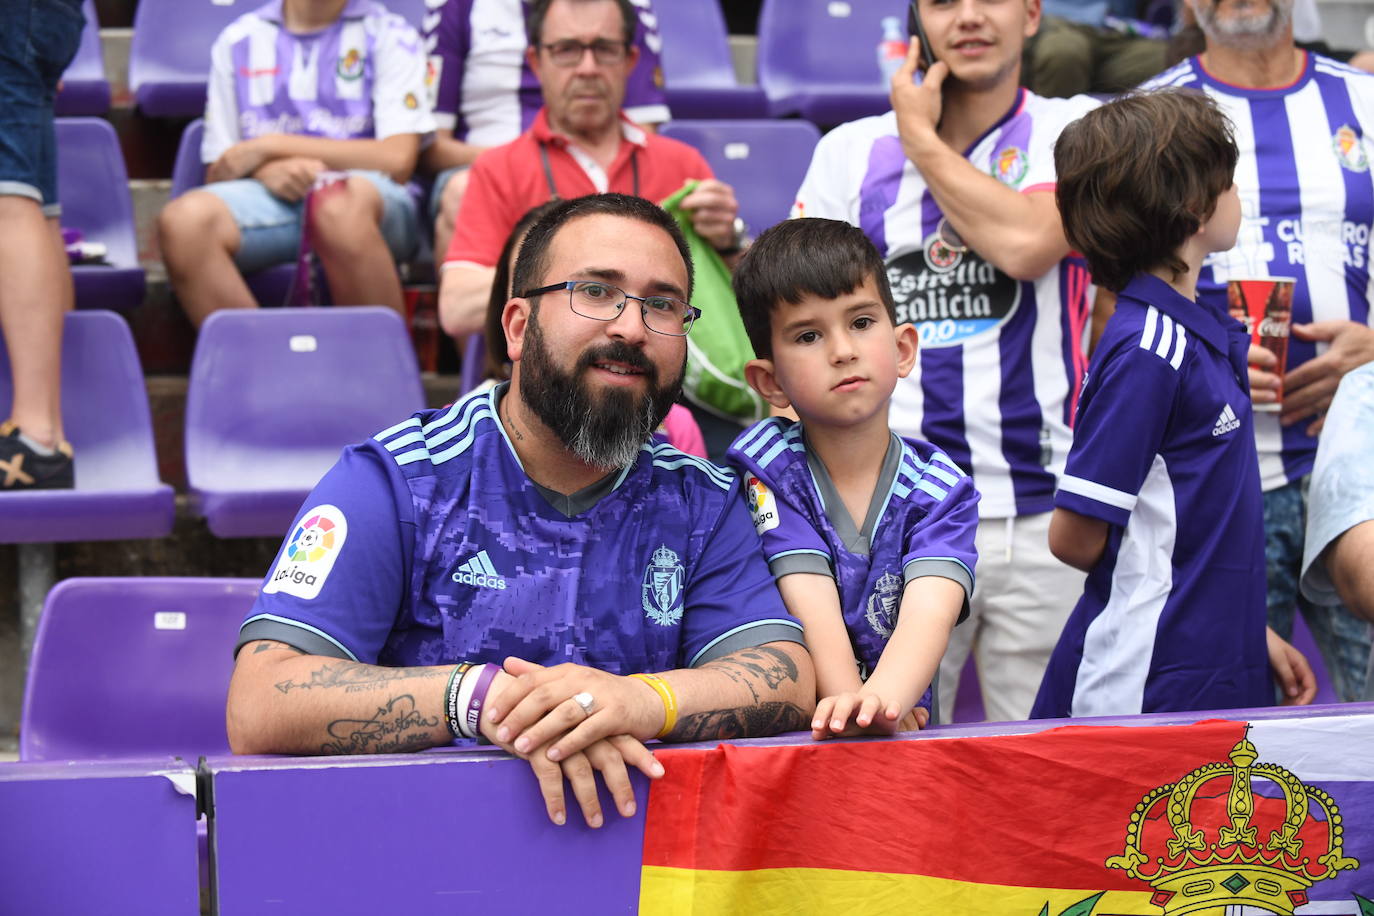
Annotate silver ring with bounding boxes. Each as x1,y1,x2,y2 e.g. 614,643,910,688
572,692,595,717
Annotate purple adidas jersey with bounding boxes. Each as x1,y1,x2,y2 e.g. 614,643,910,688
1032,275,1270,719
238,385,804,673
422,0,669,145
1144,55,1374,491
725,419,979,682
203,0,435,163
793,90,1100,519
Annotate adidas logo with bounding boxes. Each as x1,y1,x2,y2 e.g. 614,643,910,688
1213,403,1240,437
451,550,508,590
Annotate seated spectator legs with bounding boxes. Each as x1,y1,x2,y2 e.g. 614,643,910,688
157,190,258,328
0,197,69,451
309,174,409,315
431,166,471,272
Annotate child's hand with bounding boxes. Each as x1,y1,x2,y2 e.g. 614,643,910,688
811,691,904,739
1266,626,1318,705
897,707,929,732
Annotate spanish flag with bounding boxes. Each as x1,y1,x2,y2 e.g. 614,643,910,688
640,715,1374,914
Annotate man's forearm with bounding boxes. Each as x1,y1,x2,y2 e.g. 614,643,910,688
226,641,455,756
423,132,486,172
904,129,1069,280
658,642,816,742
438,264,496,339
254,134,420,183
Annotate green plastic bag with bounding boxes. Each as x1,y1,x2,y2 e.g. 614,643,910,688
661,181,767,424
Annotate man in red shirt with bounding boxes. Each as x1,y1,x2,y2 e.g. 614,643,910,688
437,0,743,342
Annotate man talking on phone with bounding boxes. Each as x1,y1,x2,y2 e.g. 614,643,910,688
792,0,1098,724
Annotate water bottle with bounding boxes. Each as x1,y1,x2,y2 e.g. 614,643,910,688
877,16,908,83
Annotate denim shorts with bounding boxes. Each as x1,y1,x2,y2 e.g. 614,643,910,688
199,170,421,273
0,0,84,214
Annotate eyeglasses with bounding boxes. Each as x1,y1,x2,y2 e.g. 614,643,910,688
524,280,701,336
539,38,630,67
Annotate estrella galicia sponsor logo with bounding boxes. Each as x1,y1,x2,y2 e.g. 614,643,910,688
452,550,508,590
642,545,684,626
887,244,1022,349
263,504,348,600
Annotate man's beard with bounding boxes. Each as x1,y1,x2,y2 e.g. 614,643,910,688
1196,0,1292,50
518,311,684,470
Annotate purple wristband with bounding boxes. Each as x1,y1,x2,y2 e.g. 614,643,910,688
465,663,500,739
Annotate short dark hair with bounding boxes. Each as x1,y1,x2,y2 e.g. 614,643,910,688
512,193,694,307
732,218,897,359
1054,89,1238,293
526,0,636,48
484,201,561,381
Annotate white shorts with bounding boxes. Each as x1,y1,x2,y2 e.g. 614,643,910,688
937,511,1084,723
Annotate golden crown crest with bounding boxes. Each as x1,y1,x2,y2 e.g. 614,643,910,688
1105,730,1359,916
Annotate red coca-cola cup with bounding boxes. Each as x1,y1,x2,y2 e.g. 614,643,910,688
1226,276,1294,411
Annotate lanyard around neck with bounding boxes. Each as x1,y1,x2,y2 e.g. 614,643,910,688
537,140,640,200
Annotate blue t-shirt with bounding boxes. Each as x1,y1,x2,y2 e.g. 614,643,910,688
1032,274,1270,718
725,418,979,681
239,385,805,673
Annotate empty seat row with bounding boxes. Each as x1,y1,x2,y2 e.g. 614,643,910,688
69,0,911,126
0,307,424,546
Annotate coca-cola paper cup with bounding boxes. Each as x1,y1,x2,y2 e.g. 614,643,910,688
1227,276,1294,411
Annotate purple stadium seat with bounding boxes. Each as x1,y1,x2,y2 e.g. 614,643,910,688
130,0,431,118
0,311,174,544
658,119,821,238
56,118,146,311
185,307,425,538
55,0,111,117
461,333,487,395
653,0,767,118
19,577,260,761
757,0,907,124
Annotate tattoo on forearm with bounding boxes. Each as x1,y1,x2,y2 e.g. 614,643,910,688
274,661,446,695
320,694,442,755
669,703,808,741
252,640,304,655
704,646,801,704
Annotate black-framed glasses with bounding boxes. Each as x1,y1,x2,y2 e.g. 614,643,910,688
524,280,701,337
539,39,630,67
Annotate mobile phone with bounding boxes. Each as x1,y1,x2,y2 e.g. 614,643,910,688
907,0,937,70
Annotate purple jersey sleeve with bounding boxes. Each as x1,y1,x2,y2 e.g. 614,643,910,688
679,477,805,667
237,443,413,663
624,0,669,124
900,471,980,622
424,0,470,129
1055,336,1181,527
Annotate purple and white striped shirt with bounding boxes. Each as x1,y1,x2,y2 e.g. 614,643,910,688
1144,54,1374,492
793,89,1100,518
422,0,669,146
203,0,435,163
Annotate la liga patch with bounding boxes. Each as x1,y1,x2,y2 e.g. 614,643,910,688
263,504,348,600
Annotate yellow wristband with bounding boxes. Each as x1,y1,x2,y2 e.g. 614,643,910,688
630,672,678,739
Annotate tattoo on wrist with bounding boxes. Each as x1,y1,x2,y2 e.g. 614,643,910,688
274,662,446,695
321,695,442,755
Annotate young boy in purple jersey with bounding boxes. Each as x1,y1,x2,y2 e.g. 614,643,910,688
1033,90,1315,718
727,219,980,737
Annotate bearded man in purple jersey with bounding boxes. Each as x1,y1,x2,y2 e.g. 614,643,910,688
1142,0,1374,701
227,193,814,829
